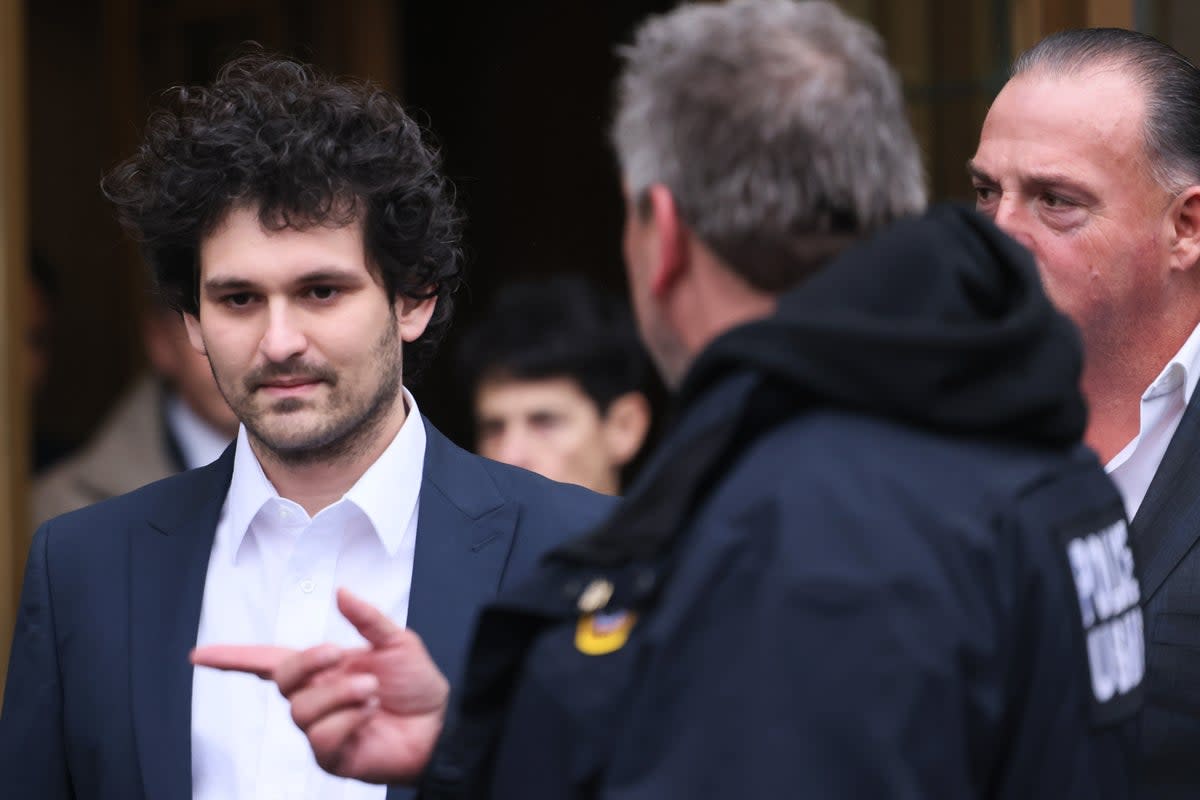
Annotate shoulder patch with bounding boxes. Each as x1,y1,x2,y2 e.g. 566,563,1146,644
1060,516,1144,725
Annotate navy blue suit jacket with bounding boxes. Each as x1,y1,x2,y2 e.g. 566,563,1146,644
0,418,613,800
1135,390,1200,799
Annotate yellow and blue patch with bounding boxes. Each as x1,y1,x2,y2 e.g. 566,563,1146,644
575,610,637,656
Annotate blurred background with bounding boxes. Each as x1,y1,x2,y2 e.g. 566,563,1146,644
1,0,1196,687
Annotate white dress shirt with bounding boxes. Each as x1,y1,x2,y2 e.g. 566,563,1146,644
1107,323,1200,519
165,392,234,469
192,389,425,800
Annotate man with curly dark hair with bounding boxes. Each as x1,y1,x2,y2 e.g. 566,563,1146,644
0,53,613,800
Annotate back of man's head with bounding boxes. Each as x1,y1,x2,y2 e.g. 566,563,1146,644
611,0,926,291
1011,27,1200,194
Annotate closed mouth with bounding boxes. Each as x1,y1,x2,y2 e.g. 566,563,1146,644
260,377,320,389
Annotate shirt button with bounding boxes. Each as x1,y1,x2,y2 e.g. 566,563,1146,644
279,508,292,519
299,577,316,593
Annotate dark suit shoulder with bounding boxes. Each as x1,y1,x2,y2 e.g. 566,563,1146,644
472,456,616,587
480,457,615,525
422,419,615,528
420,423,615,580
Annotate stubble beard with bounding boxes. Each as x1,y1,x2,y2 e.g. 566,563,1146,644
217,321,406,468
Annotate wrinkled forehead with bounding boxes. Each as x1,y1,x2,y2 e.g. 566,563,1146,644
992,67,1147,147
975,68,1153,176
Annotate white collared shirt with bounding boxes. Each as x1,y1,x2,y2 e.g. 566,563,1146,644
165,391,234,469
192,390,425,800
1107,323,1200,519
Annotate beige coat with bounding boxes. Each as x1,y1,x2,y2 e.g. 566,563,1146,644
32,375,182,528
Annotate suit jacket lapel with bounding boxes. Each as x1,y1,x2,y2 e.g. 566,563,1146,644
130,448,234,800
389,423,517,800
407,420,518,683
1132,389,1200,601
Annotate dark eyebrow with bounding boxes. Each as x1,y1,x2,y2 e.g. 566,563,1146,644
1023,172,1098,205
1026,170,1081,188
292,268,365,285
202,277,257,295
201,267,365,295
965,160,1098,204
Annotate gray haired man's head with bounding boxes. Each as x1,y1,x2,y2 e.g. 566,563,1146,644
611,0,926,291
1010,27,1200,195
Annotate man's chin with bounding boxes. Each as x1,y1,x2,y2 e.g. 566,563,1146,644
268,396,314,414
250,430,341,463
245,410,334,451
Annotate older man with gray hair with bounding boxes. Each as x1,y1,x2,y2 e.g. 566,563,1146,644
195,2,1143,796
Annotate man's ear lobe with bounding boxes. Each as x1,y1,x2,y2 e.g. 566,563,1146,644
182,312,207,356
396,292,438,343
602,391,652,468
647,184,689,297
1169,187,1200,273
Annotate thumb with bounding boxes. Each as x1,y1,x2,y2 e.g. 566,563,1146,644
337,587,406,647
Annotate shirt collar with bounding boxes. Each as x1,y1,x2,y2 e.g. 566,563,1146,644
164,390,234,470
220,388,426,559
1142,321,1200,404
343,389,426,557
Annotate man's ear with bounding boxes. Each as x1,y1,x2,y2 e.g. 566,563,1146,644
601,391,652,468
646,184,689,298
182,312,207,356
395,292,438,343
1169,186,1200,273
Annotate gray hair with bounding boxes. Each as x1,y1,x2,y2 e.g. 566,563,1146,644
1012,28,1200,194
611,0,926,291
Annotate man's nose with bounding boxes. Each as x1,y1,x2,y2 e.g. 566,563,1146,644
259,302,308,363
495,430,535,470
991,195,1036,253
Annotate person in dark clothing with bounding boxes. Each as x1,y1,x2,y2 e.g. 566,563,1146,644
193,1,1144,797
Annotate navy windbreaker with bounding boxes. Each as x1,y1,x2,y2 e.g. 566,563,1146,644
422,206,1143,799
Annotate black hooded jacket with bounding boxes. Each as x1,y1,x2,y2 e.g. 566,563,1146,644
423,206,1143,799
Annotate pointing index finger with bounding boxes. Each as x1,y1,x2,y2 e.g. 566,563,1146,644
190,644,297,679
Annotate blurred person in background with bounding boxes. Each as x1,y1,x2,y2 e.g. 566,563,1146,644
457,276,653,494
32,299,238,525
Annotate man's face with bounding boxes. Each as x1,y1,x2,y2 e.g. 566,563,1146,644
970,69,1176,349
475,376,625,495
186,204,429,465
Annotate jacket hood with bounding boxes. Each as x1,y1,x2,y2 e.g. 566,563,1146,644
678,204,1087,448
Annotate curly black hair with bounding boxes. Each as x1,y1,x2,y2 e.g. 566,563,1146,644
101,52,463,380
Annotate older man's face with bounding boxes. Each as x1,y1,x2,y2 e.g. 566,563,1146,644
969,69,1176,350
